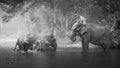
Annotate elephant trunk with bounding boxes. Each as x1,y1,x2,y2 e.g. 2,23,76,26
70,31,76,42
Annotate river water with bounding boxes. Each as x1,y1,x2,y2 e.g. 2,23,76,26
0,46,120,68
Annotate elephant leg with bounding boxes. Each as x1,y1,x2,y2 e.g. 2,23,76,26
81,33,90,52
23,44,28,52
14,44,17,51
82,38,89,52
101,45,106,52
14,40,19,51
101,44,109,52
17,44,23,51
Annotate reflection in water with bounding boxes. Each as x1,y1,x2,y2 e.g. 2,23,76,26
0,47,120,68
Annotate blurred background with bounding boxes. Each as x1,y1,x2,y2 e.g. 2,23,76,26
0,0,120,47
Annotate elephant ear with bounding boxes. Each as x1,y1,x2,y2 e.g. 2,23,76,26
80,27,87,35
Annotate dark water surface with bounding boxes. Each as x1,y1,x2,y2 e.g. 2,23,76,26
0,46,120,68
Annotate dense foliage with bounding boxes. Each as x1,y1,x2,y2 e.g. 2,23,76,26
1,0,120,45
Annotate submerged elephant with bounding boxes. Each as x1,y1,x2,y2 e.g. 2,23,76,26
33,34,57,51
70,23,117,52
14,34,38,52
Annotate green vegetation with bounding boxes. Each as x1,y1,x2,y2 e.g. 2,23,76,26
0,0,120,46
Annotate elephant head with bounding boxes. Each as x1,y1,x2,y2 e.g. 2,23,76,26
70,23,87,42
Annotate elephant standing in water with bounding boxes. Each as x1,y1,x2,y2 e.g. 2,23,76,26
14,34,38,52
14,33,57,52
70,22,118,52
33,34,57,51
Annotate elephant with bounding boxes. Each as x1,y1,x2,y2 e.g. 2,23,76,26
14,34,38,52
70,22,118,52
33,34,57,51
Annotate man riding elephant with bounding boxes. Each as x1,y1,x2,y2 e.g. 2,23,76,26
70,21,118,52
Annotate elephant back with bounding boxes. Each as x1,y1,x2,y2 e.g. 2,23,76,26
86,23,111,40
